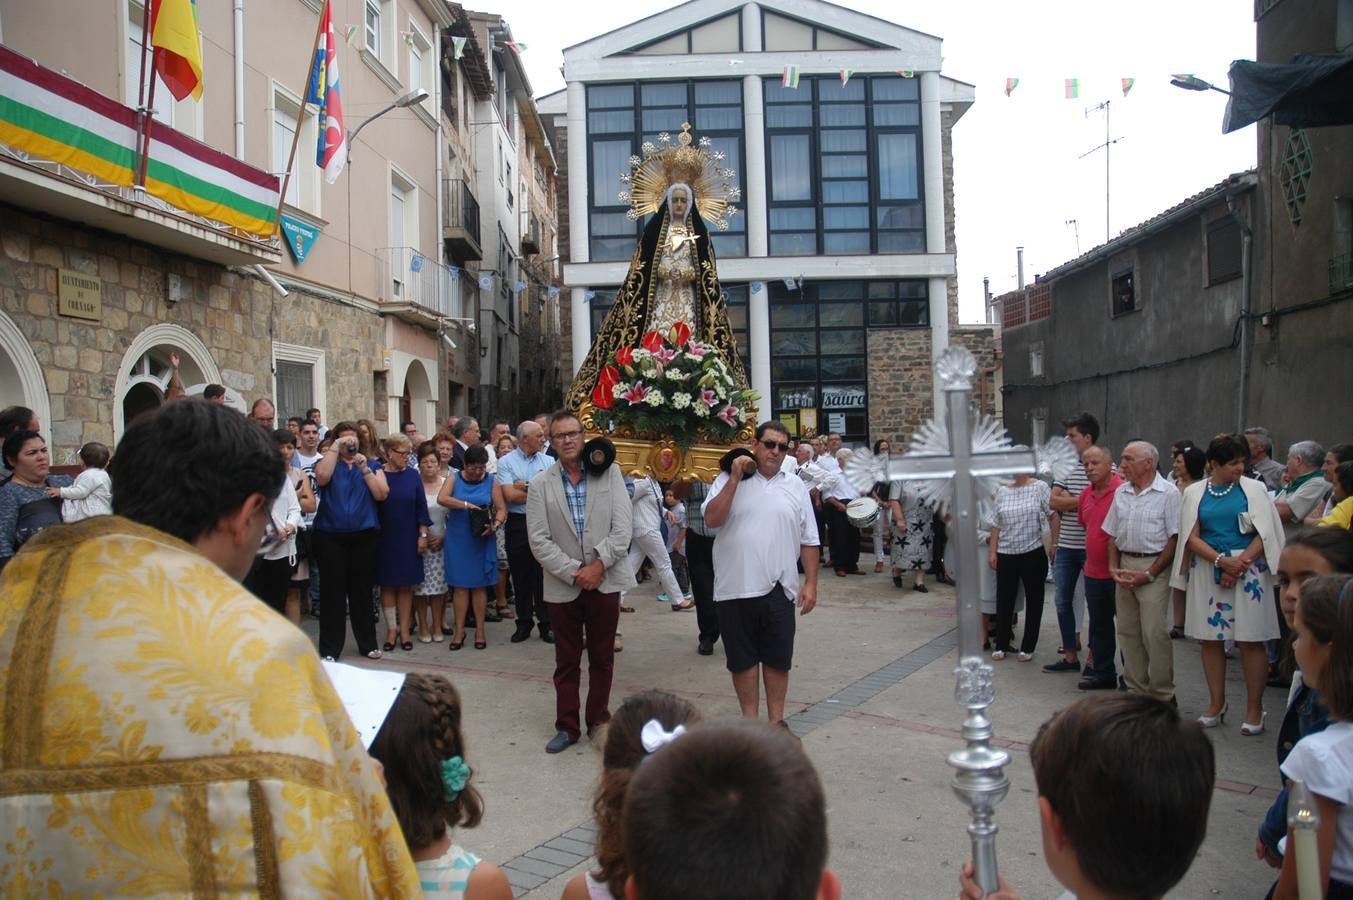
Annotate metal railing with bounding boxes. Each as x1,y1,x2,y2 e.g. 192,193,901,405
377,246,461,318
443,177,481,247
1330,253,1353,295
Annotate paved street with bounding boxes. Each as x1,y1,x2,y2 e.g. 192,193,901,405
305,567,1286,898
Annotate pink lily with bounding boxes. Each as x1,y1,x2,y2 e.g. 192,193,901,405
699,388,719,408
716,405,739,426
621,383,649,404
654,346,677,364
685,341,709,357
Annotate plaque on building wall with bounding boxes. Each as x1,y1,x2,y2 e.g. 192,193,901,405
280,215,320,264
57,268,102,321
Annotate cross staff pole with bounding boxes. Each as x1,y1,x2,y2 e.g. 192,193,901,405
857,346,1040,894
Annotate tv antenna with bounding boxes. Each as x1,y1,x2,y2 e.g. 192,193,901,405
1079,100,1124,243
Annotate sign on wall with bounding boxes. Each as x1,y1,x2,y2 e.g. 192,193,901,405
280,215,320,264
821,385,866,409
57,268,101,321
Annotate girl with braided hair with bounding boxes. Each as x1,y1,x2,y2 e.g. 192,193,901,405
561,690,701,900
369,673,511,900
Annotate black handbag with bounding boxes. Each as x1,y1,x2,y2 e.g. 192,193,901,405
468,505,494,537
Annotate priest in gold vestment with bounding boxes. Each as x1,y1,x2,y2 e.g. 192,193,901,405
0,401,420,895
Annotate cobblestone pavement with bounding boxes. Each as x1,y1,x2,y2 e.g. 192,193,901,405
304,563,1285,898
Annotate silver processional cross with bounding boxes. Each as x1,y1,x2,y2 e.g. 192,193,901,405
844,346,1078,894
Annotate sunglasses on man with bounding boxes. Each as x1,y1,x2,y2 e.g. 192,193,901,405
760,439,791,453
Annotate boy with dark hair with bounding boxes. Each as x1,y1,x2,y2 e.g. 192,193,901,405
959,694,1215,900
622,718,840,900
202,383,227,403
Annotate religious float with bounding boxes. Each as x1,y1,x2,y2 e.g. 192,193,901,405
564,123,757,482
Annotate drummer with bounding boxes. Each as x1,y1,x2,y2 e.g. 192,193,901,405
823,448,865,577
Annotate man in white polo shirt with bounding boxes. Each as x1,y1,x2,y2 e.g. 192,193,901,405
703,421,820,732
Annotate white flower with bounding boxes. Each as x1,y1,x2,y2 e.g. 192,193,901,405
693,402,710,417
631,347,651,359
645,389,665,406
614,382,630,395
628,155,642,167
665,369,685,381
672,392,692,409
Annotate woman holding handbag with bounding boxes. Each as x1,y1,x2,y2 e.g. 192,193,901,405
0,431,72,572
438,444,506,650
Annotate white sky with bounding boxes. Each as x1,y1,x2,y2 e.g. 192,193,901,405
500,0,1258,322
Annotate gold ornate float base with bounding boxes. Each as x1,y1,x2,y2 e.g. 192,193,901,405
577,399,757,483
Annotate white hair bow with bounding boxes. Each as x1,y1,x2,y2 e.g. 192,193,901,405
640,719,687,754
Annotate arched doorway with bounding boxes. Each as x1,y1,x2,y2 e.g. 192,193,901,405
0,310,51,437
403,358,433,436
115,324,238,439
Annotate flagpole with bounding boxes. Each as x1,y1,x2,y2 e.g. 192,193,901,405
133,0,156,188
136,47,160,188
274,0,329,235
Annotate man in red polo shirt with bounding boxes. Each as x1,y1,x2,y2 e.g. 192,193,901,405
1077,445,1124,690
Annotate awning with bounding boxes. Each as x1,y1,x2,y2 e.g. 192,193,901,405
1223,53,1353,133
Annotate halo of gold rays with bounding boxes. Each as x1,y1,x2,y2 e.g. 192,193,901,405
618,122,741,231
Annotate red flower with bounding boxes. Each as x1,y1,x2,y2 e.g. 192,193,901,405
615,346,635,366
592,380,614,410
641,330,665,353
600,364,620,387
668,321,692,348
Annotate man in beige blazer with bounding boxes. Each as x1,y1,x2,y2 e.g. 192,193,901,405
527,410,636,754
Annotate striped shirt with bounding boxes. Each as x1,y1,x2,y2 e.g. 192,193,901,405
1054,465,1091,549
685,479,718,538
561,467,587,546
991,480,1053,555
415,843,480,899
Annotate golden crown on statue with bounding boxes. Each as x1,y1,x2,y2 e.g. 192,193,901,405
618,122,740,231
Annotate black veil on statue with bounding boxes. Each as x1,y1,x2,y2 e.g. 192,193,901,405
565,198,749,412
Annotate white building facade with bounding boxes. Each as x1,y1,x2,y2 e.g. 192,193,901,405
539,0,975,444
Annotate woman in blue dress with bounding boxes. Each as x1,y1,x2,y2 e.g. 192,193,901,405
376,433,432,652
437,444,506,650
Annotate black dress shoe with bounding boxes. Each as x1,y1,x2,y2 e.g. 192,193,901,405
912,583,928,593
697,639,714,656
545,730,577,754
892,575,903,588
539,627,555,644
1078,676,1116,690
510,626,533,643
485,609,503,623
1042,659,1080,673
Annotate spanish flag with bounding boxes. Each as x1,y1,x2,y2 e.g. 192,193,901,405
151,0,204,102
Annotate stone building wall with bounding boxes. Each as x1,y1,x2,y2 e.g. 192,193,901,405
866,329,934,443
0,203,384,463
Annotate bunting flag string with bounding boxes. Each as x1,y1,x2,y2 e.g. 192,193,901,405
583,289,597,302
897,69,915,78
401,31,416,48
449,266,460,283
781,65,799,89
750,281,764,294
546,285,561,300
1064,78,1080,99
478,273,494,291
1121,77,1135,96
512,279,527,293
504,40,527,54
1004,77,1019,97
451,35,467,60
839,68,853,87
343,24,359,46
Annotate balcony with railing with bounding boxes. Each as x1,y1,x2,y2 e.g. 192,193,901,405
443,177,482,262
1330,253,1353,295
377,247,462,322
521,214,542,256
0,44,281,265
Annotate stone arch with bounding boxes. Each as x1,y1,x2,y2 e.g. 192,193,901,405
0,309,50,437
401,357,434,435
113,324,239,440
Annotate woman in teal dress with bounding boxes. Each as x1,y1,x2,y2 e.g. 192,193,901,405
1177,435,1283,734
437,445,506,650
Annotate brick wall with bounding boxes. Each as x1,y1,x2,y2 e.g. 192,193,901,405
1,204,384,463
866,328,934,443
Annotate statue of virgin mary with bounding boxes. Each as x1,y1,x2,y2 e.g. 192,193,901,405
565,124,749,411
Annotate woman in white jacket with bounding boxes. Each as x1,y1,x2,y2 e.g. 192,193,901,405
1172,435,1284,734
245,439,305,619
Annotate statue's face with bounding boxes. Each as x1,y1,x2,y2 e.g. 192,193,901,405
670,191,689,219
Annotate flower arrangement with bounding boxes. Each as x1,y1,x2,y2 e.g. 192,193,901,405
590,321,759,447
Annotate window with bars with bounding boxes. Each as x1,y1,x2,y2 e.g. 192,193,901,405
275,360,314,422
585,80,745,261
764,75,923,256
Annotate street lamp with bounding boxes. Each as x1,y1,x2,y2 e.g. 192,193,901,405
348,88,430,156
1169,74,1231,95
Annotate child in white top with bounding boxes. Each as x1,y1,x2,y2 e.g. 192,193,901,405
48,441,111,521
1274,575,1353,899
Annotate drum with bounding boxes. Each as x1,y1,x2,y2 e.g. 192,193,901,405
846,496,880,529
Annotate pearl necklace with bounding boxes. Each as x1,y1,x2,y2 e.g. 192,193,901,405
1205,480,1235,498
